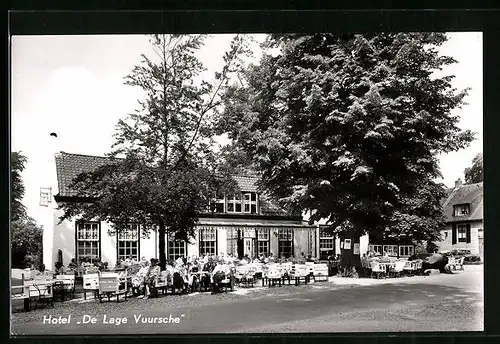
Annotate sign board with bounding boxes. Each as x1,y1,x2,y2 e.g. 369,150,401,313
353,243,360,255
344,239,351,250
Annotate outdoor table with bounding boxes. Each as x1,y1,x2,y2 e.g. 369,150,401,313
12,285,31,311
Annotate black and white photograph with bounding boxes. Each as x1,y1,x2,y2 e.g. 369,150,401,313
10,32,483,334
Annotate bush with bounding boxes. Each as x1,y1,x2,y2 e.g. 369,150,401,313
464,254,481,262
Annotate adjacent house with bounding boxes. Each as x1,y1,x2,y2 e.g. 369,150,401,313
41,152,319,269
437,179,483,257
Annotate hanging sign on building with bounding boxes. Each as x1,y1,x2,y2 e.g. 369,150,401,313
344,239,351,250
353,243,360,255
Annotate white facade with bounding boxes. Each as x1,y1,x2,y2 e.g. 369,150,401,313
438,221,483,255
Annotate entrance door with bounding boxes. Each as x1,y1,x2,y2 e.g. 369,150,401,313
244,238,255,258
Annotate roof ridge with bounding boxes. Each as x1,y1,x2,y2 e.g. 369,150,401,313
59,152,124,160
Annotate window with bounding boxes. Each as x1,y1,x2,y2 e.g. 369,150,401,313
399,245,414,258
369,245,383,255
278,228,293,258
457,224,467,243
117,223,139,261
227,194,242,213
383,245,398,256
453,204,470,217
168,240,186,261
226,228,238,256
243,192,258,214
199,228,217,256
209,192,225,213
76,222,100,263
257,228,270,255
39,187,52,207
319,227,335,259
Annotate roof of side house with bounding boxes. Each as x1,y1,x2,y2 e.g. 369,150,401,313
441,182,483,223
54,152,287,216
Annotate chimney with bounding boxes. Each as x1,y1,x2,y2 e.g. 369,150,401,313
455,178,463,188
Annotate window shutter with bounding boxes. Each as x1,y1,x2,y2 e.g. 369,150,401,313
452,224,457,245
466,224,471,243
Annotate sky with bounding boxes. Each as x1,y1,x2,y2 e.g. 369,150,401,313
11,33,483,220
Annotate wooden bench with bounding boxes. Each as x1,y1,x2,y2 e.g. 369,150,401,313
292,265,310,285
313,263,329,282
12,274,31,311
98,272,128,303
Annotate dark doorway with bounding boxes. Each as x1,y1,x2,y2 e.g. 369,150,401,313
237,230,244,259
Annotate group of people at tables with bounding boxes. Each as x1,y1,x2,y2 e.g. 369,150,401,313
108,252,317,299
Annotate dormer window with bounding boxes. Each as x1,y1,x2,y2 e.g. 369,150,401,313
227,193,242,213
243,192,258,214
453,204,470,217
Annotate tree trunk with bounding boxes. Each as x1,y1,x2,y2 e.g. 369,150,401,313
339,231,361,277
158,220,167,271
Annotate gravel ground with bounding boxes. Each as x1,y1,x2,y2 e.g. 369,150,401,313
11,265,483,333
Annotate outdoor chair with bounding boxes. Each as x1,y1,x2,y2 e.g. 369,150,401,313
281,262,293,284
370,262,386,279
313,263,329,282
98,272,128,303
305,262,315,277
26,279,54,309
389,261,406,278
151,271,169,297
455,257,465,271
413,260,424,275
266,266,283,287
292,264,310,285
55,275,76,300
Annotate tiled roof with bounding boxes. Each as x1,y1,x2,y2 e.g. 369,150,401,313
442,182,483,223
54,152,289,216
55,152,120,197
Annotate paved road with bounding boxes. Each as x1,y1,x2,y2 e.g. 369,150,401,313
11,265,483,335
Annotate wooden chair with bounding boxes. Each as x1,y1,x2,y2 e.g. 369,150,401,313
293,264,310,285
98,272,127,303
26,280,54,309
266,266,283,287
370,262,386,279
313,263,329,282
389,261,405,278
55,275,76,300
455,257,465,271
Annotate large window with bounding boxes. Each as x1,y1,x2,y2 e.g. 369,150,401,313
383,245,398,256
457,224,468,243
117,223,139,261
453,204,470,217
76,222,100,263
319,227,335,259
278,228,293,258
199,228,217,256
227,194,242,213
399,245,414,258
168,239,186,261
226,228,238,256
257,228,270,255
243,193,258,214
368,244,383,255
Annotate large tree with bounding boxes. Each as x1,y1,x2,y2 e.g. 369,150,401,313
464,153,483,184
217,33,474,267
59,35,253,269
11,151,27,221
10,152,43,268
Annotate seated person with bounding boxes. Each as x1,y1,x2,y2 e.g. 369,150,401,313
35,264,52,277
55,262,67,275
132,260,150,297
68,258,78,269
114,259,126,271
143,258,160,299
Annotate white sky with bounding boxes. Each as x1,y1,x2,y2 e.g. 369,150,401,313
11,33,483,220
